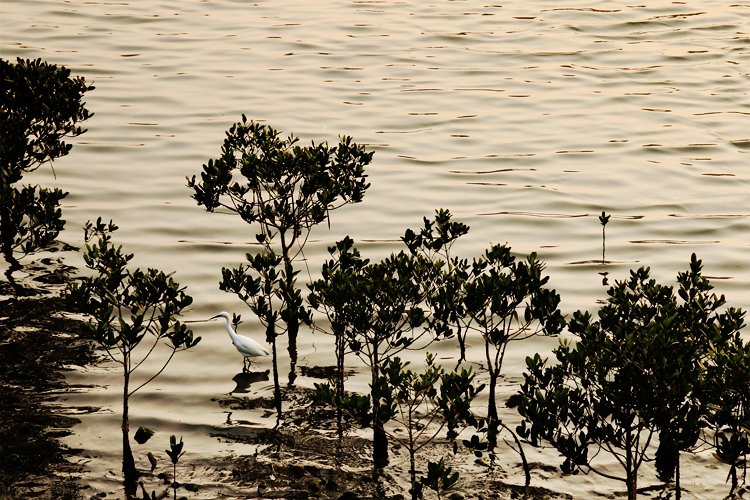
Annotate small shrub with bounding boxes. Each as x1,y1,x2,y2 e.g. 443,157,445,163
67,219,200,494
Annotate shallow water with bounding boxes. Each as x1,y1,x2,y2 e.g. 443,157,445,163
2,1,749,497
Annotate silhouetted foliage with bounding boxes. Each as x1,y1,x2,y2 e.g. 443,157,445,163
311,238,442,472
0,57,93,272
703,326,750,495
346,250,439,470
650,255,746,498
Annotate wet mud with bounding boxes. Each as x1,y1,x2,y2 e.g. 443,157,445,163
0,256,98,499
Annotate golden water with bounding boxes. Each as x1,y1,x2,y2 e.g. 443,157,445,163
2,1,748,497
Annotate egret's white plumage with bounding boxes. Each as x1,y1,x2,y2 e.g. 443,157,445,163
210,312,268,371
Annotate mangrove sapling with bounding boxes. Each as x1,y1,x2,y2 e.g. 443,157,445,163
187,116,372,387
379,354,481,500
354,251,440,471
0,57,93,279
313,246,441,471
402,209,470,365
67,219,200,496
515,266,697,500
308,236,370,441
382,354,441,495
462,244,564,479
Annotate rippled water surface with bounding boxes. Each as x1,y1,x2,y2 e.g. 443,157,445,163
2,1,748,497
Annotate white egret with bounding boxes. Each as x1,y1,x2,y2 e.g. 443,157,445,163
210,312,269,371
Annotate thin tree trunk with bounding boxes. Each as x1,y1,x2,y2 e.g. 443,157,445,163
486,340,499,453
282,249,299,377
409,408,417,494
487,369,497,452
172,462,177,500
675,455,681,500
336,331,344,442
626,471,637,500
373,421,389,469
270,330,282,425
625,429,637,500
122,362,137,498
287,319,298,374
334,330,345,467
371,348,388,470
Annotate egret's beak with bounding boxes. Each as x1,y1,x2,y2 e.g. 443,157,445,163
183,318,214,324
208,314,222,320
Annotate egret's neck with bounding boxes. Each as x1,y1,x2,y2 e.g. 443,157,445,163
225,318,240,342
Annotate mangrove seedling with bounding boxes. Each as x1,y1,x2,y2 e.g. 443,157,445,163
0,57,93,279
598,210,610,264
412,458,460,500
165,435,186,500
67,218,200,496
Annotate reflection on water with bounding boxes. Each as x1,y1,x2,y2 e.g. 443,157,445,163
230,369,270,394
1,0,748,497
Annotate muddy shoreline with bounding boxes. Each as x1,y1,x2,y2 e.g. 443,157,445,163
0,255,98,499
